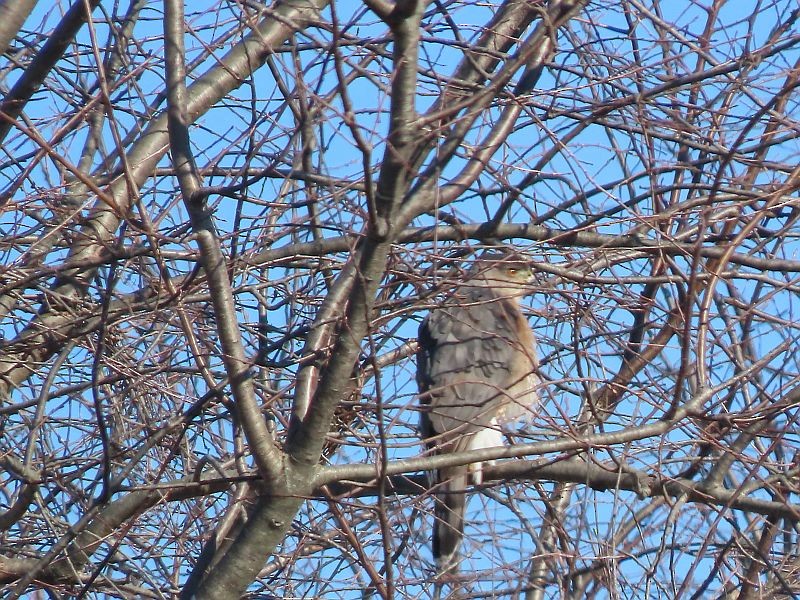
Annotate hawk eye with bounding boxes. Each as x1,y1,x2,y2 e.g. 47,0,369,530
507,268,518,274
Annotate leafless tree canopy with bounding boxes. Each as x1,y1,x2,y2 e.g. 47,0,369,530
2,0,800,598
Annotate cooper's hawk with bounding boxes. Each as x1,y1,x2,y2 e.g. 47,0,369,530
417,251,540,575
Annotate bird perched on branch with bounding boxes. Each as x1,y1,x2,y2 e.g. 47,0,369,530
417,250,540,577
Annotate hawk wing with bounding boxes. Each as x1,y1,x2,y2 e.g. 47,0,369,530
417,287,539,573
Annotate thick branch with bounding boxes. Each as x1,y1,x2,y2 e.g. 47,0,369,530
0,0,101,144
0,0,38,57
164,0,283,488
0,0,332,401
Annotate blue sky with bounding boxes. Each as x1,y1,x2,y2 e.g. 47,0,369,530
4,1,800,597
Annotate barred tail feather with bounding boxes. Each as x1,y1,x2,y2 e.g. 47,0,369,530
433,466,467,575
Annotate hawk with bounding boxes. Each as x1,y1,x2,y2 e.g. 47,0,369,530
417,251,540,575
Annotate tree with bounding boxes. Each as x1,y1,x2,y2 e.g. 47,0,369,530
1,0,800,597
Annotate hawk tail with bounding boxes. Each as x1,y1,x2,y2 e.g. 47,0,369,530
433,466,467,575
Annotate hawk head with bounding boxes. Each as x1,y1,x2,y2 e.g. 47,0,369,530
468,251,535,298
